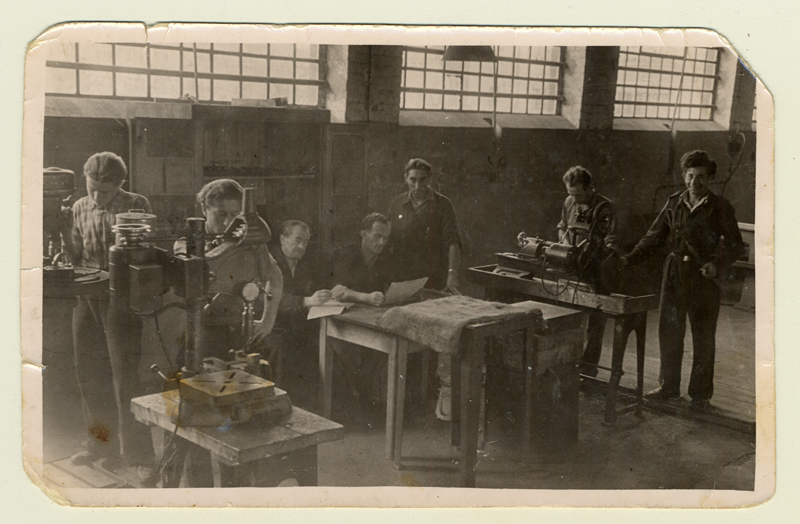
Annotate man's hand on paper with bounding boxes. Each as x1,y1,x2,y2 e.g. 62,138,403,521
304,289,333,307
365,291,385,307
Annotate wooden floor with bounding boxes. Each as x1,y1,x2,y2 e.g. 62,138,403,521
594,303,756,426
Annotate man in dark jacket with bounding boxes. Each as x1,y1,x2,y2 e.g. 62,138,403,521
386,158,462,421
557,166,619,377
622,150,744,411
269,220,331,402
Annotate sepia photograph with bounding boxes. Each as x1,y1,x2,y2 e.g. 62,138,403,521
19,23,774,508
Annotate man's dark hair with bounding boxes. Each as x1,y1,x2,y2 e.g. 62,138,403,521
680,150,717,176
404,158,433,176
280,220,311,238
562,166,593,189
83,152,127,185
360,212,390,232
197,178,243,207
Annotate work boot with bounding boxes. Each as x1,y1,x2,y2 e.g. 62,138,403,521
644,387,682,402
690,398,711,413
435,385,451,422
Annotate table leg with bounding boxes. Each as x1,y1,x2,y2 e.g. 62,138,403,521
319,317,333,419
393,338,409,468
151,426,191,489
604,315,629,425
291,446,318,486
385,337,399,460
522,327,535,460
450,352,461,447
211,456,256,487
420,347,430,405
635,312,647,417
458,332,484,488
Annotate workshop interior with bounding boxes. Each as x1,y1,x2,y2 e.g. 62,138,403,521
39,42,757,491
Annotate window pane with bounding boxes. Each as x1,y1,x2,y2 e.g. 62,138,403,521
270,44,294,58
242,44,269,55
295,44,319,59
269,83,293,102
405,92,423,109
213,43,240,53
116,73,148,97
295,85,318,105
46,67,77,94
243,57,267,77
242,81,267,99
79,70,113,95
151,48,180,70
443,94,460,110
213,79,240,101
424,93,443,110
496,97,511,113
270,59,294,79
214,53,239,75
459,96,476,111
79,43,112,65
116,45,147,68
151,75,180,99
295,61,318,80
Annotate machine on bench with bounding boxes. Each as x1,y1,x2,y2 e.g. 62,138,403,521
495,230,623,294
108,188,292,427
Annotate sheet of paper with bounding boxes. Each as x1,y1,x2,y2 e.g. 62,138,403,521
307,300,354,320
383,277,429,305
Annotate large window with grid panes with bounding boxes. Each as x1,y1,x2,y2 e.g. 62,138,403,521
45,43,324,106
614,47,720,120
400,46,566,116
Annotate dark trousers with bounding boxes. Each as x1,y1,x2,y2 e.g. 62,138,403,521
105,299,154,466
73,295,154,465
73,296,118,457
657,258,721,401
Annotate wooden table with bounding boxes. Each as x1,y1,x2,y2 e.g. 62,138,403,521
132,390,344,487
318,301,584,488
318,305,429,460
469,264,660,424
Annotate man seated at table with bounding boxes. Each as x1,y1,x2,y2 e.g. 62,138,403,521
327,213,395,408
329,212,394,306
269,220,332,406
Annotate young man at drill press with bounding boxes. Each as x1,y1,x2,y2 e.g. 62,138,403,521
557,166,620,378
174,178,283,360
69,152,156,481
621,151,743,411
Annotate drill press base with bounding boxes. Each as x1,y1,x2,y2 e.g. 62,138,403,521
161,387,292,427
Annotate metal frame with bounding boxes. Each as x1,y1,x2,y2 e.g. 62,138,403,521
46,42,325,106
615,46,721,121
400,46,567,115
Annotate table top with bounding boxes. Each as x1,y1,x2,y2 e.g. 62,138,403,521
132,391,344,467
469,265,659,316
329,296,582,337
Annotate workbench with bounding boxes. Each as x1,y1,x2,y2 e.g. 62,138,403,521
469,264,660,424
132,390,344,487
318,300,584,487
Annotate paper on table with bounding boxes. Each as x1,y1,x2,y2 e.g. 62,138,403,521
383,277,429,305
307,300,355,320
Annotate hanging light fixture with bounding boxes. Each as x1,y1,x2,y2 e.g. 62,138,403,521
443,45,504,179
442,45,498,63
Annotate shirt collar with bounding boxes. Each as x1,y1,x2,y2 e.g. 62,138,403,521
90,189,121,211
408,188,434,208
681,190,709,212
